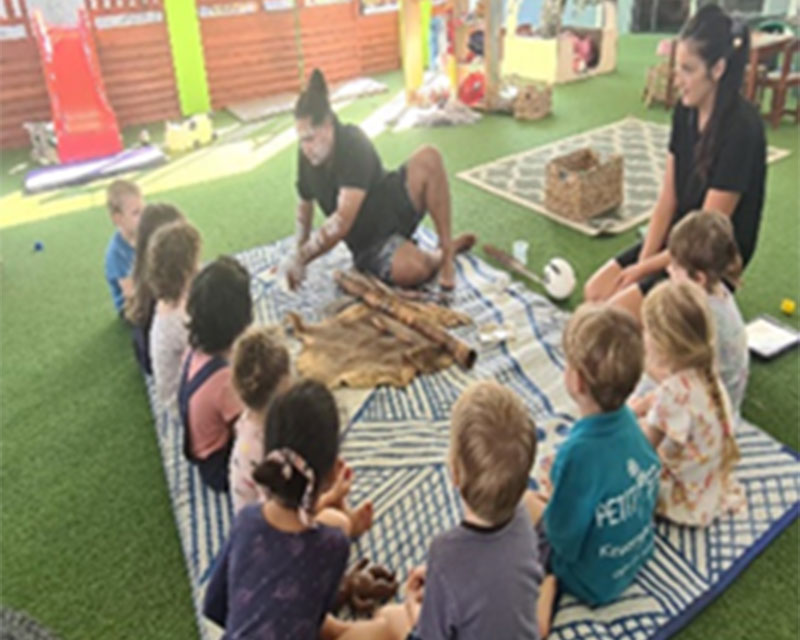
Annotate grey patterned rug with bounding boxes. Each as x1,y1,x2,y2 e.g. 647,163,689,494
0,609,60,640
457,117,790,237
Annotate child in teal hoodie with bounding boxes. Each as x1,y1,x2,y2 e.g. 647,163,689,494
527,304,661,637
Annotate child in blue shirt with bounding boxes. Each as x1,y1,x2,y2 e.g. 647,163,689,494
526,304,661,637
103,180,142,314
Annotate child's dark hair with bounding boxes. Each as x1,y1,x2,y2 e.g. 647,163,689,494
125,203,184,326
186,256,252,354
668,210,743,291
680,4,750,180
294,68,331,126
252,380,340,510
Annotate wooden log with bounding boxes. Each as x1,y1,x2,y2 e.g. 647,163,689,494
483,244,547,288
334,271,477,370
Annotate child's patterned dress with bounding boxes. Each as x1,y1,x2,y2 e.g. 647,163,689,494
646,368,745,526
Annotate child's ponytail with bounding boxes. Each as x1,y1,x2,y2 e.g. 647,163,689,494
699,363,741,475
253,448,316,523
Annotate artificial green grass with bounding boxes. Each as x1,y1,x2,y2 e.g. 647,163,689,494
1,35,798,639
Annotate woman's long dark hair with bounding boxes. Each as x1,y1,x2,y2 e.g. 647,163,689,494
294,68,331,126
680,4,750,181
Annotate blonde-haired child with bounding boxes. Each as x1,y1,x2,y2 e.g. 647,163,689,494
322,380,544,640
104,179,142,314
146,220,202,410
229,327,292,513
667,210,749,417
641,280,745,526
528,303,660,637
230,327,373,533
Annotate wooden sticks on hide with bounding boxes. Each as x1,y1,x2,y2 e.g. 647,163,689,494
334,271,477,370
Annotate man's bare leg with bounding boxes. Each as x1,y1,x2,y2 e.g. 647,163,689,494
389,236,476,288
404,145,476,289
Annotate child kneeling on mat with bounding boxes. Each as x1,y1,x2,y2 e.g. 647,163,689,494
229,327,373,534
179,256,251,491
204,380,366,637
640,281,745,527
323,380,544,640
527,304,660,638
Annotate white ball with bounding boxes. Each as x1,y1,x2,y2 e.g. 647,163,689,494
543,257,576,300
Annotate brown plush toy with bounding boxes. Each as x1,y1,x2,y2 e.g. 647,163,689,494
336,558,400,616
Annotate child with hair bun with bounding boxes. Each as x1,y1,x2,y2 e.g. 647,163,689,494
204,380,369,638
228,328,372,533
641,281,745,526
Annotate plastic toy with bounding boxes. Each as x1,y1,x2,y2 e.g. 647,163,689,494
31,9,123,164
780,298,796,316
335,558,399,616
164,114,216,154
542,257,576,300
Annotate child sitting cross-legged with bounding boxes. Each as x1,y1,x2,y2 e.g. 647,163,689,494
323,380,544,640
204,380,373,638
145,220,202,411
229,327,373,533
179,256,252,492
640,280,745,527
526,304,661,638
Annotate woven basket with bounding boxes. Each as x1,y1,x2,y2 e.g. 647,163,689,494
513,84,552,121
544,148,623,221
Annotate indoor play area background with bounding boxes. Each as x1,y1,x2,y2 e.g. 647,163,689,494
0,0,798,639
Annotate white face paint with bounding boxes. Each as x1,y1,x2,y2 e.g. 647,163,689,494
300,213,344,262
296,117,334,167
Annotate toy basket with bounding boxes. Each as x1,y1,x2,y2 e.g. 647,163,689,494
513,84,552,120
545,148,623,221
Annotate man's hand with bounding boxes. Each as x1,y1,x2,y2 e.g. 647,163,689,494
281,254,306,290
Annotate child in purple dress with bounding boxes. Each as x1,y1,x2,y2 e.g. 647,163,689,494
203,380,355,639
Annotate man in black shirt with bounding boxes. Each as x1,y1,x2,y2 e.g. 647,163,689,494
284,70,475,291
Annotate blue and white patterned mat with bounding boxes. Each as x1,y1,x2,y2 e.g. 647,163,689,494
147,230,799,640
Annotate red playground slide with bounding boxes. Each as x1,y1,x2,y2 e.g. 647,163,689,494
31,9,122,164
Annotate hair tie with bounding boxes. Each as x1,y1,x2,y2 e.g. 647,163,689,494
265,448,316,526
730,20,745,49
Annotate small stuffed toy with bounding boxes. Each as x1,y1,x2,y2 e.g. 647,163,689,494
336,558,399,616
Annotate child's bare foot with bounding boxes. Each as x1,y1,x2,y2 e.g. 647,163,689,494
349,501,374,538
537,574,558,639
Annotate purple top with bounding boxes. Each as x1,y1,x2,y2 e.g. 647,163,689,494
203,504,349,639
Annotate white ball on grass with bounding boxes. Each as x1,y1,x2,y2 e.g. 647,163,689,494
543,257,576,301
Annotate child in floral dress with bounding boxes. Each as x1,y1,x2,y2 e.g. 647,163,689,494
640,280,745,526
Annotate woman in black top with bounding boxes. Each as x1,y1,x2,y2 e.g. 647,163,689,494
284,69,475,291
584,5,766,318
